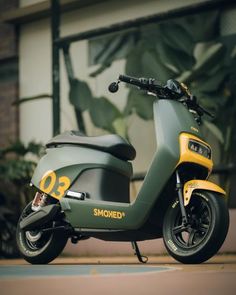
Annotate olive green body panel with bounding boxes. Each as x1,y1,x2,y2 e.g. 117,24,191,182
60,145,177,229
153,99,203,154
31,145,133,194
60,100,202,229
135,100,203,205
31,99,203,230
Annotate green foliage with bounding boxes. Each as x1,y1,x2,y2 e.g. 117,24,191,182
69,79,93,111
89,96,122,133
124,88,156,120
0,141,43,199
89,29,138,75
0,159,36,184
68,10,236,179
67,77,128,137
0,141,44,209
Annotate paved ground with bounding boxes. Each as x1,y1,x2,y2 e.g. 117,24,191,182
0,255,236,295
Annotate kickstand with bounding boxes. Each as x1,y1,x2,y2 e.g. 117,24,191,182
131,241,148,264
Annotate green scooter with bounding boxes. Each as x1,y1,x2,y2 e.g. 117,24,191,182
16,74,229,264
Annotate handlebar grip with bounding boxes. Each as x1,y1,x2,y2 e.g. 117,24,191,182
119,74,143,87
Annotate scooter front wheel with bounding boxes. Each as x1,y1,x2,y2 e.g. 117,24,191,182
163,191,229,264
16,202,68,264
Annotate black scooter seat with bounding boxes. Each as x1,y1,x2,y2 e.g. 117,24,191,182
46,131,136,161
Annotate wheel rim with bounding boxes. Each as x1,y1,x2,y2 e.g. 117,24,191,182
171,195,212,249
24,230,52,251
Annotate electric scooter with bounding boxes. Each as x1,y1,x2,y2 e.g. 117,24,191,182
16,74,229,264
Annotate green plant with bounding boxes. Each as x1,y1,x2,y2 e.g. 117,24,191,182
67,10,235,194
69,11,235,136
0,141,44,209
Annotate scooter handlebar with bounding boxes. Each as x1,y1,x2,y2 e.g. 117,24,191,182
111,74,187,100
119,74,161,93
108,74,155,94
118,74,144,88
109,74,214,122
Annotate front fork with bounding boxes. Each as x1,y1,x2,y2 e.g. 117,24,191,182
176,171,188,225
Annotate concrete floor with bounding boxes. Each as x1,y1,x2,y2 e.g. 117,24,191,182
0,255,236,295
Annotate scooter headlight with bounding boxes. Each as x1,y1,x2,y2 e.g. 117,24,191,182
188,140,211,159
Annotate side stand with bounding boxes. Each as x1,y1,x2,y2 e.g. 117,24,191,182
131,241,148,263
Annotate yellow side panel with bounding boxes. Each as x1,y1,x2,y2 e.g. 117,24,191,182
183,179,226,206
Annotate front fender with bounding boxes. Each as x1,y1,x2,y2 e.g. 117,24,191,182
183,180,226,206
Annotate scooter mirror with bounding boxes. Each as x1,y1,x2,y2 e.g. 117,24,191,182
108,82,119,93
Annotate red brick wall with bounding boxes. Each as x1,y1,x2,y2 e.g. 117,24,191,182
0,0,19,148
0,81,18,147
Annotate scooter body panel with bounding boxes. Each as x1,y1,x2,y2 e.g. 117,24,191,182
31,145,132,199
59,145,175,229
31,99,204,232
132,99,203,210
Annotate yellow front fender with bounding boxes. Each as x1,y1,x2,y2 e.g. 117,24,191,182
183,180,226,206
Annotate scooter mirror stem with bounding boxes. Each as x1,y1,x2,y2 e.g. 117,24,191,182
176,171,188,225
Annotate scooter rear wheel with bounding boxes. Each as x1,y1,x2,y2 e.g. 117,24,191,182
163,191,229,264
16,202,68,264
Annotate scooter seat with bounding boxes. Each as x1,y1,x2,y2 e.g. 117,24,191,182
46,131,136,161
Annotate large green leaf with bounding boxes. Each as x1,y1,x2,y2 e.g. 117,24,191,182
112,117,127,138
195,70,228,93
182,11,220,43
69,79,93,111
158,22,194,56
89,30,138,77
89,96,121,133
140,24,160,46
193,43,225,73
141,49,175,82
126,43,175,82
156,41,195,73
125,42,144,76
124,89,155,120
178,43,226,84
97,33,136,64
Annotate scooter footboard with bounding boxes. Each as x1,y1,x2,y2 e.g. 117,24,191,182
183,180,226,206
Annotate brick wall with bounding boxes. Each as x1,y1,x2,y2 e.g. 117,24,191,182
0,81,18,146
0,0,19,148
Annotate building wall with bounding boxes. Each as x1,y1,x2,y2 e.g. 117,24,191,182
19,0,206,173
0,0,19,148
19,18,52,145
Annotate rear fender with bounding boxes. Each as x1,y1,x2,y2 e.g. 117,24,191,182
183,180,226,206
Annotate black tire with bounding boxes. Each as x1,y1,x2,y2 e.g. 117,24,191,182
163,191,229,264
16,202,68,264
